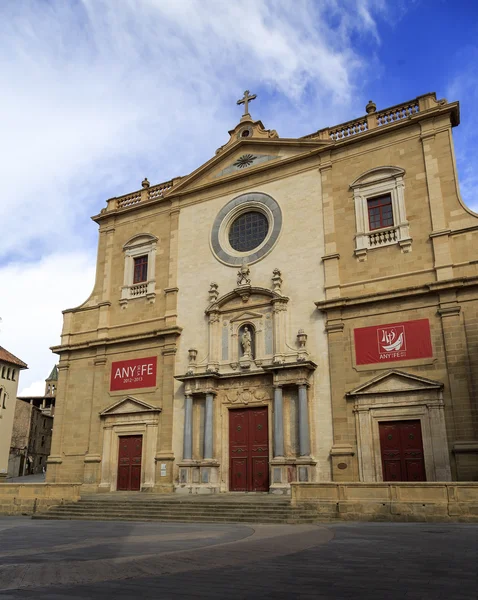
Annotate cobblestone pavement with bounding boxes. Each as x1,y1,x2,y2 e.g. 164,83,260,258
0,517,476,599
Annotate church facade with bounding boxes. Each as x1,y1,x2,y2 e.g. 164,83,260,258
47,92,478,494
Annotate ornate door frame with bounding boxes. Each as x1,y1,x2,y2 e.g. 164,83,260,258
99,397,161,492
347,370,451,483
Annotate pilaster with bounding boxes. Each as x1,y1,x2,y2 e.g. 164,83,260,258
46,362,69,482
319,154,341,299
420,120,454,281
82,352,107,491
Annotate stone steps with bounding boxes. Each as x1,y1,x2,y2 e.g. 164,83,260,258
35,513,321,524
37,507,315,517
33,496,329,524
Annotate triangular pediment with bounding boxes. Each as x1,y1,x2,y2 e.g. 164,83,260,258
230,310,264,322
170,137,330,197
100,396,161,416
347,370,443,396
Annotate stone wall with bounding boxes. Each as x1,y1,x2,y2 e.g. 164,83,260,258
0,484,81,515
291,482,478,522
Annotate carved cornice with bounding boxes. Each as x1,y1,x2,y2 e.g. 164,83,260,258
262,360,317,378
206,286,289,314
429,229,451,239
315,275,478,312
437,306,461,317
325,321,344,333
51,326,182,354
321,253,340,261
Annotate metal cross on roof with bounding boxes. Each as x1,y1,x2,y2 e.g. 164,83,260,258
237,90,257,116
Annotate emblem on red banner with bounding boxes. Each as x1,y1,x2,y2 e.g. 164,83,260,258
110,356,157,391
354,319,432,365
377,325,406,356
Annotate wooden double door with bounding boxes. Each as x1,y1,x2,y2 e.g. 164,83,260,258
229,407,269,492
117,435,142,491
379,420,426,482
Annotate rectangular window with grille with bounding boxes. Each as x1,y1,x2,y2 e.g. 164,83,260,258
367,194,394,230
133,255,148,284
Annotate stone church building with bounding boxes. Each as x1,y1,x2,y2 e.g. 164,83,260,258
47,91,478,494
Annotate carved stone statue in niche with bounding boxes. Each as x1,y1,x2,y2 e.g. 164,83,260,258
241,326,253,358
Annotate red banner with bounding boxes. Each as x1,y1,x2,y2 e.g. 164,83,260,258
110,356,157,391
354,319,432,365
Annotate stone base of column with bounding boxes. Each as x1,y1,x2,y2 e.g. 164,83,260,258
175,460,220,495
154,454,175,490
295,457,317,483
152,483,175,493
330,444,356,482
269,457,317,491
83,454,102,487
45,457,63,483
98,482,112,493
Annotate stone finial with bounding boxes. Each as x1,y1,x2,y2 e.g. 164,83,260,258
186,348,198,375
365,100,376,114
297,329,308,362
142,177,150,188
297,329,307,349
272,268,282,293
208,282,219,302
237,259,251,286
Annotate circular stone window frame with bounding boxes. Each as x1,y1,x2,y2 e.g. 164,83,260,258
211,192,282,266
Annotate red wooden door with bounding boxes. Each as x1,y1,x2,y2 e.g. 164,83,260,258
379,420,426,482
117,435,142,491
229,407,269,492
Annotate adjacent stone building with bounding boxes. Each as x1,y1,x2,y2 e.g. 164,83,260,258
9,367,56,477
0,347,27,479
47,92,478,494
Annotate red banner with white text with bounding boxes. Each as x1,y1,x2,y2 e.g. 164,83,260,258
110,356,157,391
354,319,432,365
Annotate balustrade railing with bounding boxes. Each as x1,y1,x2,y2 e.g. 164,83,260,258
116,179,175,210
367,226,398,248
302,94,434,142
329,117,368,141
130,282,148,297
376,101,419,126
148,180,173,200
117,191,141,209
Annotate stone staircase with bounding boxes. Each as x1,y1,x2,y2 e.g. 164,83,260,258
33,493,325,524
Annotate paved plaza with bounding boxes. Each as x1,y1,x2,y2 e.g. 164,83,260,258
0,517,476,599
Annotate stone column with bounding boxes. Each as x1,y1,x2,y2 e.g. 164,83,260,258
273,385,284,458
183,394,193,460
204,393,214,459
298,384,311,457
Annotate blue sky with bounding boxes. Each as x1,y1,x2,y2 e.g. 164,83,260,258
1,0,477,394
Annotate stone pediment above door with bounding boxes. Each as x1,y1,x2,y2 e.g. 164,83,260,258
100,396,161,417
346,370,443,397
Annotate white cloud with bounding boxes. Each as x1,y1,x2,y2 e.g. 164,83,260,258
0,0,393,389
18,380,47,398
0,252,96,395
